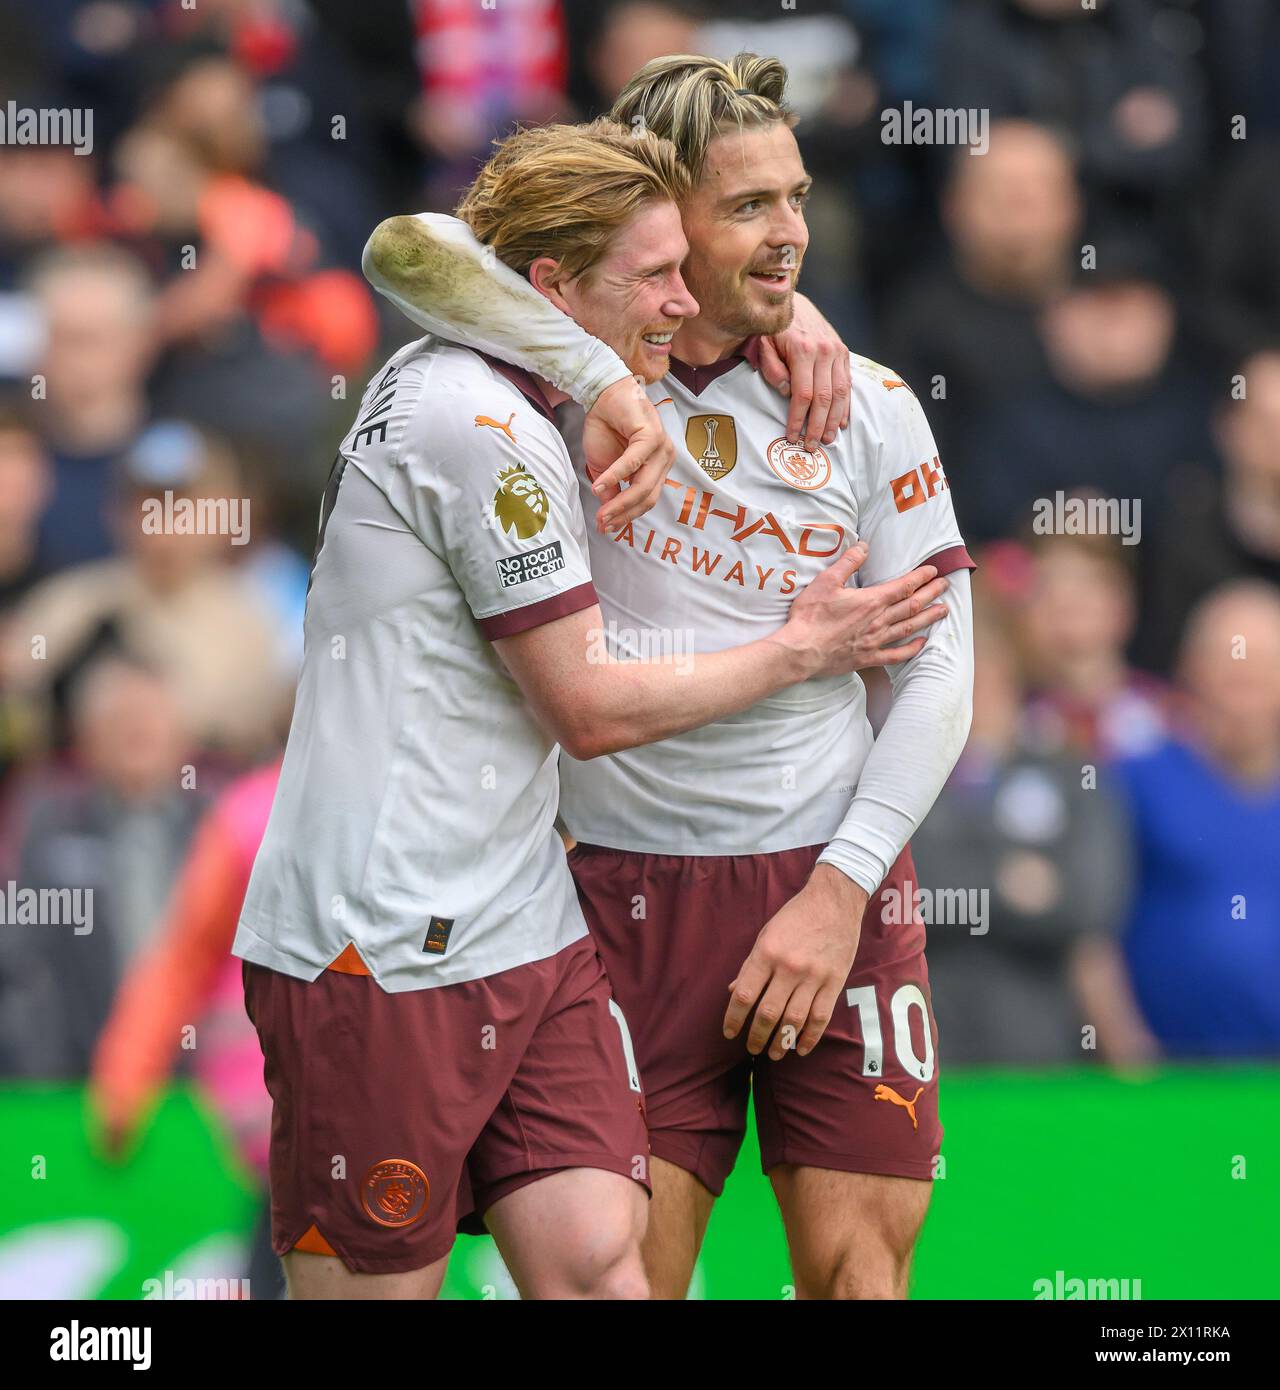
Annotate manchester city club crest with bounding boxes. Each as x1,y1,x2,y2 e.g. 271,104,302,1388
361,1158,430,1227
765,436,832,491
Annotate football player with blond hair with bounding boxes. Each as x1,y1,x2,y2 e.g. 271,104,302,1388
238,117,945,1300
365,54,975,1300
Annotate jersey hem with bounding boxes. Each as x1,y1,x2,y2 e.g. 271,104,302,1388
232,914,589,992
566,833,835,861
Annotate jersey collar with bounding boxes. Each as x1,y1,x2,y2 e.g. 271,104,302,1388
473,350,557,424
475,336,763,412
667,335,762,397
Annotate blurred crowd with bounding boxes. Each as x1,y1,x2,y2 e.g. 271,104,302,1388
0,0,1277,1278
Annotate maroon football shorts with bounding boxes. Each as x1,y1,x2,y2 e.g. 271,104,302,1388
242,932,650,1275
567,842,942,1197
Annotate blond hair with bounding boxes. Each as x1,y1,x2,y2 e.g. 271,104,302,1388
456,118,689,283
610,52,795,180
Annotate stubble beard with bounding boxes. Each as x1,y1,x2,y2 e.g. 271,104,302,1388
685,261,795,345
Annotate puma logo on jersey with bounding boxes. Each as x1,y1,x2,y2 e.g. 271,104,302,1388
882,378,910,392
475,412,517,443
874,1083,924,1130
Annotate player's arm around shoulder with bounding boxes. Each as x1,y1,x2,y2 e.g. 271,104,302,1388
363,213,673,532
756,294,853,449
364,213,630,410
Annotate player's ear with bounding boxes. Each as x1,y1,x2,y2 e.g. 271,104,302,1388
528,256,572,314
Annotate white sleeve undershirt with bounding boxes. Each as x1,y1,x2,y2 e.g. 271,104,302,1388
816,568,975,896
362,213,633,409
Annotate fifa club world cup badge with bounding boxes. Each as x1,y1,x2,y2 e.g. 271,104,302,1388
361,1159,430,1227
766,437,832,491
685,413,738,481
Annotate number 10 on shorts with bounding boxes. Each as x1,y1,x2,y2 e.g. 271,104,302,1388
845,984,935,1083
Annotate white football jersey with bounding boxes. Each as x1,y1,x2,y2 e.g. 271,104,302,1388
559,344,973,855
233,338,597,990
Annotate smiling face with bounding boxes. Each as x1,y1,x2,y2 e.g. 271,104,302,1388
532,198,699,383
676,121,811,352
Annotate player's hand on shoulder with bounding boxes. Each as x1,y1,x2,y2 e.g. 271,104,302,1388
582,375,676,535
777,543,950,676
758,293,852,451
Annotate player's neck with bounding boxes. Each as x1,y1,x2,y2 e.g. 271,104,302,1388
535,374,571,409
671,320,745,367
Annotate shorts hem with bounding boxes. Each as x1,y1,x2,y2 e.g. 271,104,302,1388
476,1149,653,1212
275,1226,457,1276
759,1145,939,1183
458,1151,651,1236
647,1134,731,1199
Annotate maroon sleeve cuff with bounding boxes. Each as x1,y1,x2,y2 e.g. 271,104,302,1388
478,581,599,640
922,545,976,578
